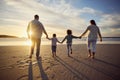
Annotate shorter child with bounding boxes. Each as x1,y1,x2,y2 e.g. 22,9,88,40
61,29,79,56
47,34,61,57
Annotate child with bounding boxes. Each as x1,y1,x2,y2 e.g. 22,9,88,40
80,20,102,59
61,29,79,56
47,34,61,57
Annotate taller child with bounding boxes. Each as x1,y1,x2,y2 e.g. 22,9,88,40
62,29,79,57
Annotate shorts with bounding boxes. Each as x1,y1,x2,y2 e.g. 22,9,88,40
52,46,56,53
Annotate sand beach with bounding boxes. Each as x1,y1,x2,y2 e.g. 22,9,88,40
0,44,120,80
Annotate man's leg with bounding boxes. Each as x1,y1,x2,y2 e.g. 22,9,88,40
29,39,35,58
36,38,41,58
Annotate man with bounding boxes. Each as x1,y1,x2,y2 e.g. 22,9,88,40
27,15,48,58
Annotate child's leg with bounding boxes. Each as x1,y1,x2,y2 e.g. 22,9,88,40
52,46,54,57
67,44,70,56
52,52,54,57
54,46,57,56
54,52,56,56
70,44,72,54
52,46,56,57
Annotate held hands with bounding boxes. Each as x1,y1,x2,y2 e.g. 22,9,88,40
100,38,102,42
79,36,82,39
46,35,48,39
60,42,63,44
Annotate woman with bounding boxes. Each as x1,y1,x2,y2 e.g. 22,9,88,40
80,20,102,59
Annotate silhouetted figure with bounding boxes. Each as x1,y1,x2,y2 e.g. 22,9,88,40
61,29,79,56
47,34,61,57
80,20,102,59
27,15,48,58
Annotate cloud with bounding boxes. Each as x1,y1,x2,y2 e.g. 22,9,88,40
99,14,120,28
0,0,120,37
79,7,102,15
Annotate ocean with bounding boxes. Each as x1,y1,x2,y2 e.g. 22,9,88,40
0,37,120,46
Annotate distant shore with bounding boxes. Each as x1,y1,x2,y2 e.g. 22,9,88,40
0,35,18,38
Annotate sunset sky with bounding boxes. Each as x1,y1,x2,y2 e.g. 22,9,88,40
0,0,120,37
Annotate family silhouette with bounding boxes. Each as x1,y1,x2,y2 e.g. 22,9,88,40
27,14,102,59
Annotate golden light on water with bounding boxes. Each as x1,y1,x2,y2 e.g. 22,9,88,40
26,40,32,46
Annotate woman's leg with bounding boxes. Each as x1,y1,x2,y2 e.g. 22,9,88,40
91,40,97,59
88,40,92,57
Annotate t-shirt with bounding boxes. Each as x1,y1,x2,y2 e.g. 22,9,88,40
51,37,59,46
27,19,46,38
87,25,100,40
64,35,78,43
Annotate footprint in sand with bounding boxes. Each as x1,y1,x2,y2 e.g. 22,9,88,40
0,65,14,70
51,74,55,79
16,75,28,80
44,66,50,71
16,58,31,69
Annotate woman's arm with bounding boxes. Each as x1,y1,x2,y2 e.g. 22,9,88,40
80,27,89,38
98,28,102,42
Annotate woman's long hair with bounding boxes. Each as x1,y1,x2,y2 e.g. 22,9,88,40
90,20,96,26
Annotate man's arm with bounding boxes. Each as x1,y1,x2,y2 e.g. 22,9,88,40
47,37,52,40
27,23,30,39
41,23,48,38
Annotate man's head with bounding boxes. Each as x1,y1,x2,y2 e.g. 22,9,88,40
34,14,39,20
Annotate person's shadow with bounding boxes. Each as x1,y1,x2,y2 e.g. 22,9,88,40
37,57,49,80
28,60,33,80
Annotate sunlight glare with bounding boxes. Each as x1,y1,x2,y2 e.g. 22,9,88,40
26,39,32,46
29,31,32,36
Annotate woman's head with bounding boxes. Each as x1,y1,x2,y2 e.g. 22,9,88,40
90,20,96,26
67,29,72,35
